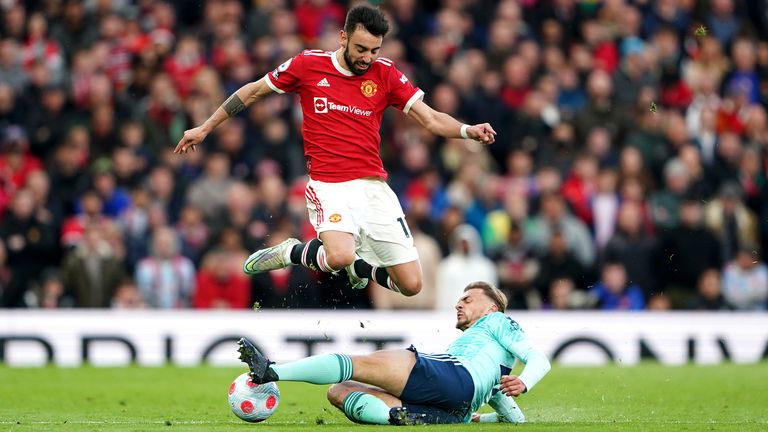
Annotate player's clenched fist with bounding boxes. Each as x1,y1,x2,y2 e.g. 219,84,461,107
500,375,527,397
174,126,207,154
467,123,497,144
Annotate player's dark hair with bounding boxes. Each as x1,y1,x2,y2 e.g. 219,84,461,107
464,281,508,311
344,4,389,37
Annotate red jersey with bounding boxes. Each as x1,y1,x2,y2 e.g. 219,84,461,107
264,50,423,182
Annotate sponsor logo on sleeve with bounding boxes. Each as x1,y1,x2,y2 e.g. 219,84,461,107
272,58,293,79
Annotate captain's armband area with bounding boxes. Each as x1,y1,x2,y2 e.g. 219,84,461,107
223,93,246,117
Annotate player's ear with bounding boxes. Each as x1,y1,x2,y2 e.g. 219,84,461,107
339,30,347,47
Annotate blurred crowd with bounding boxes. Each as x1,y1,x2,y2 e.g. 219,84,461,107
1,0,768,311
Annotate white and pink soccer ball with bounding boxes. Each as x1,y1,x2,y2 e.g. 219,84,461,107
228,372,280,422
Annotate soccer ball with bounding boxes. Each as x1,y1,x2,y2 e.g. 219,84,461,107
228,372,280,422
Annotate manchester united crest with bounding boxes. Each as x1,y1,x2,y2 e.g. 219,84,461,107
360,80,378,97
329,213,342,223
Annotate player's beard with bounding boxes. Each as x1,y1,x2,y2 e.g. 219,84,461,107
343,46,369,76
455,313,469,331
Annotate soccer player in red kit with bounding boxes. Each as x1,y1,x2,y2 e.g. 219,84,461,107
174,4,496,297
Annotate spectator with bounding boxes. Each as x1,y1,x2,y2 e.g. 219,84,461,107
604,201,658,295
679,144,715,201
61,224,125,308
685,67,722,155
721,247,768,310
658,195,722,308
0,189,57,307
146,164,184,224
545,278,589,310
526,192,595,268
647,293,672,311
711,131,742,186
688,268,732,310
185,152,234,224
737,145,765,215
650,158,690,230
48,0,99,61
294,0,345,45
22,12,64,84
533,228,588,303
574,69,626,145
175,205,209,266
61,189,112,248
26,83,73,158
614,36,656,109
436,224,498,311
488,217,538,310
111,278,146,309
163,35,205,99
193,249,250,309
36,268,68,309
87,158,131,218
723,38,760,105
48,128,91,215
591,167,620,251
0,125,43,214
560,152,598,226
135,226,195,309
0,39,27,92
704,182,759,262
683,36,728,92
588,261,646,311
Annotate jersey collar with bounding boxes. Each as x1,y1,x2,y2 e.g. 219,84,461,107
332,49,355,76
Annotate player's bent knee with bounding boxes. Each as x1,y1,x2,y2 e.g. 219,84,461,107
397,277,422,296
324,250,356,270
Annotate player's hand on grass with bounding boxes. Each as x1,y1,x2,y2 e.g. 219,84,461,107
174,126,207,154
467,123,497,144
500,375,527,397
471,413,481,423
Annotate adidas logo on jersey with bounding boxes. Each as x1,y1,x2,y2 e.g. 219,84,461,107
316,78,330,87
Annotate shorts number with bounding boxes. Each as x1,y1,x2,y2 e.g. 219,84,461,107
396,217,411,238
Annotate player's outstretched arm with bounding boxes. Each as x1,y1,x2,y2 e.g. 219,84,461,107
406,99,496,144
173,78,274,154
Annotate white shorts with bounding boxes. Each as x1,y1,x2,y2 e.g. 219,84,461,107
305,177,419,267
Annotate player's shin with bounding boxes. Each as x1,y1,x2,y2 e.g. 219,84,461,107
352,260,401,293
289,239,337,273
270,354,353,384
341,392,391,425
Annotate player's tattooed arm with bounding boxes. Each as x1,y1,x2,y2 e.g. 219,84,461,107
223,93,246,117
174,78,275,154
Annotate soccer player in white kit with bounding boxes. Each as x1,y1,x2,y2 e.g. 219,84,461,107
174,5,496,296
236,281,551,425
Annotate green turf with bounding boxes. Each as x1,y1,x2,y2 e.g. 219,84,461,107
0,363,766,431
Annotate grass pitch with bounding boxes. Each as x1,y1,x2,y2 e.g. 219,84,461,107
0,363,766,431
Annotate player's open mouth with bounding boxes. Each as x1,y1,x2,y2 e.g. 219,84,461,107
356,62,369,69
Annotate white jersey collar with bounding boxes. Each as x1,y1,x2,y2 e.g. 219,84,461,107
332,49,355,76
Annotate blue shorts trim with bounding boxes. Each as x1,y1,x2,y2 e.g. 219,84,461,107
399,345,474,424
